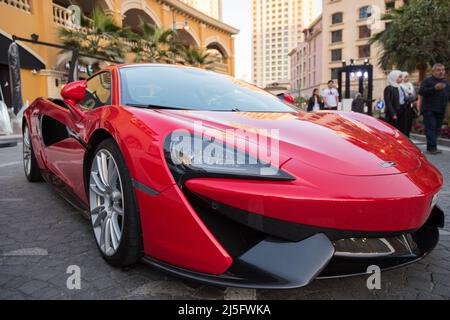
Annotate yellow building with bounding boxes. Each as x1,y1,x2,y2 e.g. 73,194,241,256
180,0,222,20
0,0,239,105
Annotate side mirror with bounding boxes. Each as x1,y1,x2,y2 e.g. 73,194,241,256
61,81,86,121
283,93,295,104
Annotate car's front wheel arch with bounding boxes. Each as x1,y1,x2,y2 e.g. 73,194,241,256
84,129,115,197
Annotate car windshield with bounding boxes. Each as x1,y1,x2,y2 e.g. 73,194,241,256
119,66,296,112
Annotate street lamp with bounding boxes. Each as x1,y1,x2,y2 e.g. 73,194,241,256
337,58,374,115
31,33,39,42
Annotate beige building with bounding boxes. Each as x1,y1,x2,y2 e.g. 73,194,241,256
180,0,222,20
301,0,319,30
289,14,322,98
251,0,319,88
321,0,406,101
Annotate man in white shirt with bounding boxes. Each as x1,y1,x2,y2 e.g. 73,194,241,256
322,80,340,110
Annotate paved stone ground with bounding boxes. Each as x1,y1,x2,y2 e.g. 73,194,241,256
0,141,449,300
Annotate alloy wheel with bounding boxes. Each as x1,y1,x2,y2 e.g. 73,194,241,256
23,125,31,176
89,149,125,256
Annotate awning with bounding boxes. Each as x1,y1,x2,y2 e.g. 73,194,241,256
0,33,45,70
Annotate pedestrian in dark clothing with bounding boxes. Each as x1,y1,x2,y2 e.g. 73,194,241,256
384,70,406,133
351,93,365,113
400,71,417,137
419,63,450,154
307,89,323,112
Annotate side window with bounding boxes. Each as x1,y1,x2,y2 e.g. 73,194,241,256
80,72,111,109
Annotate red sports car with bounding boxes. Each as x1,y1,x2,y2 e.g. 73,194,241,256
23,64,444,289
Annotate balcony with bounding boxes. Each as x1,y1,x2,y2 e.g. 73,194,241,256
210,62,228,74
0,0,32,13
53,3,90,32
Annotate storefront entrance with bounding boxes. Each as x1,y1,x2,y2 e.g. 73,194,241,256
0,64,12,107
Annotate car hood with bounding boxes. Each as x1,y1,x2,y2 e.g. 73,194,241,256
153,110,421,176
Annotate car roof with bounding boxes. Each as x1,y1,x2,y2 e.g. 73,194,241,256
115,63,203,71
89,63,212,81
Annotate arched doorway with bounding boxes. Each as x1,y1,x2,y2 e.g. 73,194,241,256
205,38,230,60
174,24,201,48
205,38,230,74
206,45,225,63
123,9,158,34
121,0,162,28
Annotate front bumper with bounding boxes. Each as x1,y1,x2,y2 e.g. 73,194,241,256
142,200,444,289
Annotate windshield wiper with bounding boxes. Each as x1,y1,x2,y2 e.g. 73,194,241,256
127,103,185,110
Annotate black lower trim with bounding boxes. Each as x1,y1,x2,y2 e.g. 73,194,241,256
318,222,440,278
132,179,160,196
187,191,417,242
41,170,89,217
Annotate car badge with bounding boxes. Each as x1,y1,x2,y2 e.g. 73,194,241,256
379,161,398,168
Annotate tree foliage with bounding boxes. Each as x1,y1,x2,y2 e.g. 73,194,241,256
58,7,130,62
180,46,217,69
369,0,450,80
58,7,222,69
129,21,182,64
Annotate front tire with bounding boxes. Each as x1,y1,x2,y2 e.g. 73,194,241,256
88,139,143,267
23,122,43,182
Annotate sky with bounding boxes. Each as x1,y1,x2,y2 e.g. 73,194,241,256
222,0,253,82
222,0,323,82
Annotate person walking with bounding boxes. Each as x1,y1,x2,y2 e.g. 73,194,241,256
400,71,417,137
351,93,365,113
307,89,323,112
384,70,404,129
419,63,450,155
322,80,339,111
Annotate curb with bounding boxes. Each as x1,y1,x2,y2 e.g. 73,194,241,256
0,140,18,149
0,135,21,149
411,133,450,148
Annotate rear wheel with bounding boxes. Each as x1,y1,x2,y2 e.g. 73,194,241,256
88,139,143,267
23,122,43,182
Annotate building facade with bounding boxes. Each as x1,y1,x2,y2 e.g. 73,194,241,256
0,0,238,105
251,0,318,88
289,14,322,98
180,0,222,20
301,0,319,31
321,0,406,101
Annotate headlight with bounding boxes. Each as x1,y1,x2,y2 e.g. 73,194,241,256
164,132,294,185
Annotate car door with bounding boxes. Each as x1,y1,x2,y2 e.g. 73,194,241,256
41,72,112,206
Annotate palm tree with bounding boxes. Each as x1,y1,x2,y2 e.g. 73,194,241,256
129,21,182,64
180,46,217,69
58,7,130,62
369,0,450,84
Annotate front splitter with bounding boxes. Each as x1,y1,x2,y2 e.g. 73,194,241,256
142,233,335,289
